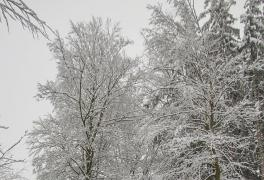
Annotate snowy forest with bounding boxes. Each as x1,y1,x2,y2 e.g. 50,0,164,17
1,0,264,179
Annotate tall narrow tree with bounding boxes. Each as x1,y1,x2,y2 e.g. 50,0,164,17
241,0,264,178
201,0,240,56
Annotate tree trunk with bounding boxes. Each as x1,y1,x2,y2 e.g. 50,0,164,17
258,127,264,180
84,147,94,180
214,157,221,180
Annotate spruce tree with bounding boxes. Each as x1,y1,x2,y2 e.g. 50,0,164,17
201,0,240,56
241,0,264,178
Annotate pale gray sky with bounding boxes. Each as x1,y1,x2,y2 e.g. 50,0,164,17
0,0,245,179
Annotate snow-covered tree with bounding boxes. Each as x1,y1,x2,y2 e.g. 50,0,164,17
140,1,260,179
0,0,52,38
201,0,240,56
240,0,264,178
28,17,140,180
0,126,25,180
241,0,264,61
200,0,242,108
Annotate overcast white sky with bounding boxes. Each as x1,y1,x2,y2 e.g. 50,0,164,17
0,0,245,179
